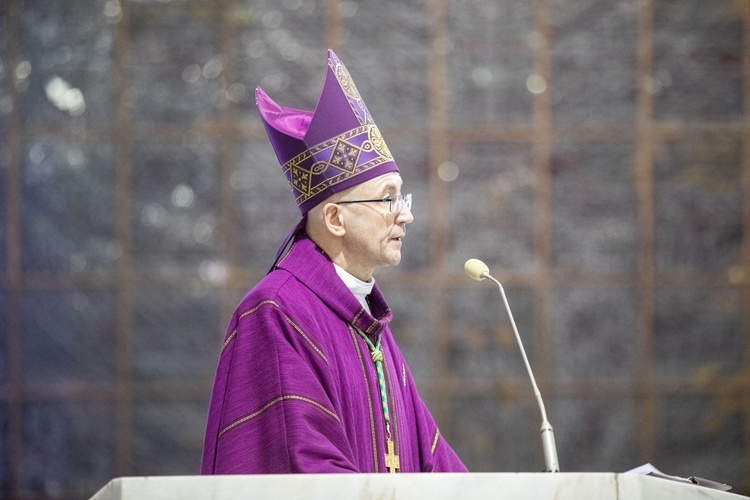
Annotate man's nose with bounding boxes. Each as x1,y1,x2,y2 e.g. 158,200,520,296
395,204,414,224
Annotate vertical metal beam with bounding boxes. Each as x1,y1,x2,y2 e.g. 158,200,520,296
532,0,554,402
740,0,750,486
113,0,134,476
634,0,657,463
5,1,24,495
218,0,239,337
426,0,451,418
324,0,343,55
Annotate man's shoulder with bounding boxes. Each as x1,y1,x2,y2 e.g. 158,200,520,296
236,268,319,312
241,269,295,301
229,268,336,341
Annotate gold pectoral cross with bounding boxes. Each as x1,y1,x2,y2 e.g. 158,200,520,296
385,439,400,473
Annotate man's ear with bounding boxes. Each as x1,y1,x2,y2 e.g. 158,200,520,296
322,202,346,237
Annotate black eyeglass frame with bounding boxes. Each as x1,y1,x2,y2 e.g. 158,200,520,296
337,193,412,214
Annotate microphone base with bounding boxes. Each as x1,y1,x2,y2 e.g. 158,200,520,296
541,421,560,473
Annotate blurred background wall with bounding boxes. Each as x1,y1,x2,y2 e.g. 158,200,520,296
1,0,749,498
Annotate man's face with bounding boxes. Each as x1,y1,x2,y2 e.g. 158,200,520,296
338,172,414,280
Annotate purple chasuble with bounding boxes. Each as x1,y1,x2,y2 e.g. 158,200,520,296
201,236,467,474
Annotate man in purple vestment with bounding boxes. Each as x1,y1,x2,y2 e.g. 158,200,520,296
201,50,467,474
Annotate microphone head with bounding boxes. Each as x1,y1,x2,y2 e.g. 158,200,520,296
464,258,490,281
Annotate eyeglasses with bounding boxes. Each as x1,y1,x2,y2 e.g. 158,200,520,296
337,193,412,213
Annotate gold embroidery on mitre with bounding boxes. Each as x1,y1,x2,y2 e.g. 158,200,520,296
330,53,373,126
369,125,391,159
282,124,394,206
335,61,361,101
290,164,313,199
329,138,362,173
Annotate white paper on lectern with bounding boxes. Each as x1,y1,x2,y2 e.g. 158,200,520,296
626,463,732,492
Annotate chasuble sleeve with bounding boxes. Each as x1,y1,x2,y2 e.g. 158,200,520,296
201,299,359,474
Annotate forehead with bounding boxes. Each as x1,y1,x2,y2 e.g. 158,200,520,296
355,172,402,196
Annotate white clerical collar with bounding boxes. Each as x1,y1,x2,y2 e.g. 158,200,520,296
333,263,375,314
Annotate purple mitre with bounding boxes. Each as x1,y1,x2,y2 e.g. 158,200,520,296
256,49,399,215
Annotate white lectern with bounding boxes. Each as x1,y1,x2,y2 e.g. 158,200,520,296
90,473,748,500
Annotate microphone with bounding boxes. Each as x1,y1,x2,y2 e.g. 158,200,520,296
464,258,560,473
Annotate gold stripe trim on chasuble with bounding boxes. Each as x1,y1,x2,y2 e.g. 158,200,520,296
223,300,277,349
224,300,328,363
351,307,364,325
348,325,380,473
219,395,340,438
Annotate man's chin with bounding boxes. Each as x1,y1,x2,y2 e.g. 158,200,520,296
386,252,402,267
375,252,402,271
